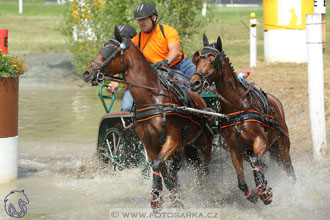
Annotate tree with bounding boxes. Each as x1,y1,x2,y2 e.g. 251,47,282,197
62,0,209,73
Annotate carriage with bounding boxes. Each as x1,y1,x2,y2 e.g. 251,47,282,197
96,83,221,172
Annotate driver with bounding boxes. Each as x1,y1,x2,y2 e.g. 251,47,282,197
131,2,195,79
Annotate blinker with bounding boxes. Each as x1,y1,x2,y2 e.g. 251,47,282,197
101,46,116,59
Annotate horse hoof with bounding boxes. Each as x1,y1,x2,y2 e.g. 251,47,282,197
246,193,259,204
258,187,272,205
170,200,185,210
151,199,164,213
151,194,164,211
152,206,163,214
244,189,258,203
263,198,272,205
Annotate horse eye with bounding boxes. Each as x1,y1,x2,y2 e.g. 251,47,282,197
210,59,214,65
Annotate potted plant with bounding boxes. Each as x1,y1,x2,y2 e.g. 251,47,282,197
0,49,27,183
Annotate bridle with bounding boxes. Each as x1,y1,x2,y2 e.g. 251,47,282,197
87,38,161,91
88,38,128,85
194,46,225,92
194,45,254,108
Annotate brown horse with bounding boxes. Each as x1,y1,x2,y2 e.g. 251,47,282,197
83,27,213,211
190,35,296,205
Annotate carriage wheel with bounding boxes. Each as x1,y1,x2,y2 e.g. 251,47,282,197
99,127,126,170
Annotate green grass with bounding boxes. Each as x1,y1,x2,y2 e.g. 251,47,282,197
0,0,67,53
0,1,329,57
0,0,65,16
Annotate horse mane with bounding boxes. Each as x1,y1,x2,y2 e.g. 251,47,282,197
207,42,238,82
217,48,239,84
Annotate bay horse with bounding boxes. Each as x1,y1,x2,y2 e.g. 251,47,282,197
190,35,296,205
83,27,213,211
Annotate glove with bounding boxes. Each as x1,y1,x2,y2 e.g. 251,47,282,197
154,59,169,69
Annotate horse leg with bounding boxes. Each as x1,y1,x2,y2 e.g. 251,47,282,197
151,136,182,209
152,135,181,173
277,134,296,183
162,154,184,209
150,169,164,212
250,137,273,205
138,139,164,212
229,147,258,203
193,130,212,182
143,144,164,212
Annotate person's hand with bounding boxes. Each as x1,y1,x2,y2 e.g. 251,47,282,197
154,59,169,69
106,82,120,93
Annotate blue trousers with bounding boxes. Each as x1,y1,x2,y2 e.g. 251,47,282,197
121,57,196,111
121,88,134,112
170,57,196,80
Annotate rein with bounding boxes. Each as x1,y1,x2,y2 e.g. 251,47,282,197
160,66,191,81
103,75,159,91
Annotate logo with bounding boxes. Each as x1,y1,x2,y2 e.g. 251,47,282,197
4,190,29,218
4,37,8,47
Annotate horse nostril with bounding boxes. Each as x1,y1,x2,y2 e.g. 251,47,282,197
83,70,92,82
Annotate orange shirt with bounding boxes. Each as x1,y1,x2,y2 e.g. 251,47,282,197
132,24,183,67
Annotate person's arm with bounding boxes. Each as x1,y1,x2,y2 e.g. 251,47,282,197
166,42,180,65
154,42,180,68
106,74,120,93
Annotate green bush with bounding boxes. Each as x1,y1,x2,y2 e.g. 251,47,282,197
0,51,27,77
62,0,210,73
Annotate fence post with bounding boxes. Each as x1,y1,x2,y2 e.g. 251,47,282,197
314,0,327,52
306,13,327,161
250,12,257,68
19,0,23,14
202,3,207,17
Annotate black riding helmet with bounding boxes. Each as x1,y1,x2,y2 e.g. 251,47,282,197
117,25,137,39
134,2,158,20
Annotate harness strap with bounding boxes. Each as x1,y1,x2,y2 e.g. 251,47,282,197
160,105,167,146
120,49,124,74
234,120,246,154
135,104,201,126
220,110,280,130
240,83,255,100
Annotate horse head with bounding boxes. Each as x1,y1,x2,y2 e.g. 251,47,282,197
83,26,131,85
190,34,223,93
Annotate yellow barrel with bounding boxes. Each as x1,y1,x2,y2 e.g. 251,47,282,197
264,0,314,31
